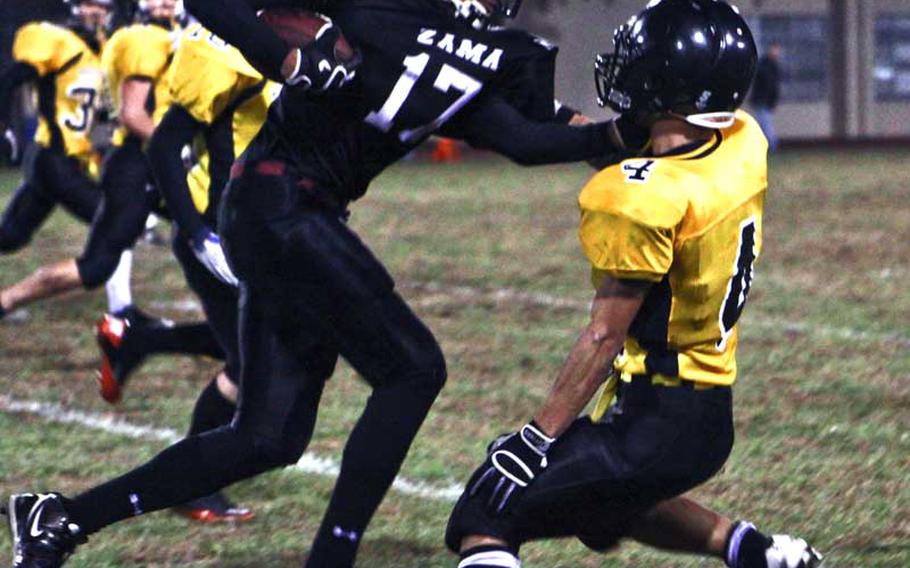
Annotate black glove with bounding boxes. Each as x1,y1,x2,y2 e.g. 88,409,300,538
467,421,556,516
285,22,361,92
605,114,649,152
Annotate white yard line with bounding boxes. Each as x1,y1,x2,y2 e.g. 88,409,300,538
151,280,909,348
0,395,463,503
1,282,905,507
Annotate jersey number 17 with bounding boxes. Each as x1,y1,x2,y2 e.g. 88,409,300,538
365,53,481,143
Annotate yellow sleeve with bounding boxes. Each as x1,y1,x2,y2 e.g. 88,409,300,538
13,23,65,76
580,209,675,283
169,25,262,124
105,26,172,82
578,164,686,283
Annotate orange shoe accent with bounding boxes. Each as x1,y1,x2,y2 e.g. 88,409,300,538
95,315,126,404
96,359,120,404
175,507,255,524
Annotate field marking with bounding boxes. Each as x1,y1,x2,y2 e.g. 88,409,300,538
0,395,463,503
154,280,909,348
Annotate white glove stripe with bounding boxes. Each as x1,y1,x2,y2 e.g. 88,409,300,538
491,450,533,486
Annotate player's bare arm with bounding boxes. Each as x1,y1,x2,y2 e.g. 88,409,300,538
533,276,649,438
119,78,155,141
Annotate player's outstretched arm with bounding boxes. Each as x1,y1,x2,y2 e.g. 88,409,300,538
148,104,240,286
148,105,207,240
452,95,647,166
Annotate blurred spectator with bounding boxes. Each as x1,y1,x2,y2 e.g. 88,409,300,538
751,42,781,151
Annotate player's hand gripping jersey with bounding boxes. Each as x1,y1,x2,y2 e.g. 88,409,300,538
580,111,768,403
102,21,175,146
168,23,281,224
12,22,104,162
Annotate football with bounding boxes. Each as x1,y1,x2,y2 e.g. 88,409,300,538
258,8,356,63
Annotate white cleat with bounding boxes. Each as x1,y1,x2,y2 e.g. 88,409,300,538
766,534,824,568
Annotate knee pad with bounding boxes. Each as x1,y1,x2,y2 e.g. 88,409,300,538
76,251,120,289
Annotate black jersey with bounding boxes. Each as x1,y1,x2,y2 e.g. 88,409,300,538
190,0,617,204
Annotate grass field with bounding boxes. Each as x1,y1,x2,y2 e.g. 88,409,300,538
0,150,908,567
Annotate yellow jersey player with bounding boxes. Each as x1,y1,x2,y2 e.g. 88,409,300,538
448,2,823,568
0,1,200,344
100,21,280,522
0,0,110,260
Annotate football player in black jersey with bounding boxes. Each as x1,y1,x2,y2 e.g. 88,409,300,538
2,1,647,566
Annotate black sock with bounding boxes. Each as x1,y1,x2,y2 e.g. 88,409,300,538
725,521,773,568
187,376,236,436
459,545,520,568
66,424,272,535
306,375,442,568
0,301,5,320
128,322,224,359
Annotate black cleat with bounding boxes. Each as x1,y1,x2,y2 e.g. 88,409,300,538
172,492,255,524
4,493,86,568
113,305,174,329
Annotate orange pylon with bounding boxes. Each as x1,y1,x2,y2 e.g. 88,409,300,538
431,137,461,162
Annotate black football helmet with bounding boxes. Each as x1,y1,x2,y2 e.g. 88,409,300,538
595,0,757,129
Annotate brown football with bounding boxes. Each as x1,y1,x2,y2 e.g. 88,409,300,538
258,8,356,63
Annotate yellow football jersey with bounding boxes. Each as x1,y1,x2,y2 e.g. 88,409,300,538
102,23,175,146
580,111,768,403
12,22,105,161
170,23,280,216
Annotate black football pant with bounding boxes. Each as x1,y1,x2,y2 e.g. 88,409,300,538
69,163,446,568
0,145,100,253
446,378,734,553
172,234,241,381
76,138,160,288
